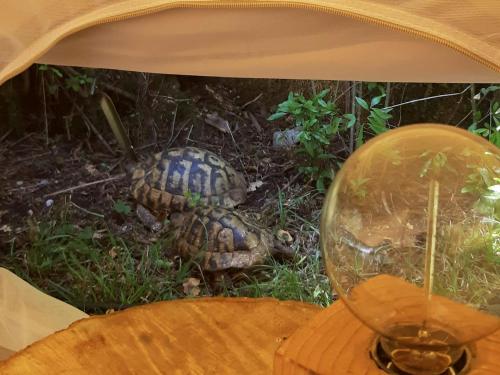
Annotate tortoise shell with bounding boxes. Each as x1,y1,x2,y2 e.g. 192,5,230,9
130,147,247,217
169,206,274,271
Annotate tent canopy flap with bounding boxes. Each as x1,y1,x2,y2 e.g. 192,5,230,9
1,0,500,85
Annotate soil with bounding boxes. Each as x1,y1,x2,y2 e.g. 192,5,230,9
0,68,483,264
0,71,324,254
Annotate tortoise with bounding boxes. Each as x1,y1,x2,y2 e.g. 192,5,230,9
168,206,294,271
130,146,247,219
100,94,247,218
101,93,290,270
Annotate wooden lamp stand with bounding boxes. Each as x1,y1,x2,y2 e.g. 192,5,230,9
274,297,500,375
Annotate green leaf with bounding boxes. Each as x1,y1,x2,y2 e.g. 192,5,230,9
356,125,364,148
317,88,330,99
315,170,334,193
368,115,388,134
367,82,379,92
78,226,94,241
50,67,63,78
370,94,385,108
268,112,287,121
343,113,356,129
355,97,369,111
373,108,392,120
114,200,132,215
480,85,500,97
303,141,316,157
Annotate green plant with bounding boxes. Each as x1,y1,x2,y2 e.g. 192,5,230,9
229,254,333,307
268,89,350,191
38,64,95,97
269,85,394,192
65,74,94,93
113,200,132,215
184,190,202,208
277,189,288,229
354,86,392,147
2,218,196,314
468,85,500,147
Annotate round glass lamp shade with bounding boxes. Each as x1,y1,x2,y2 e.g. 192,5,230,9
320,124,499,374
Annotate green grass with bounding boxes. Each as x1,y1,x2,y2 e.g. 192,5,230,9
227,254,333,307
2,219,194,313
2,215,333,314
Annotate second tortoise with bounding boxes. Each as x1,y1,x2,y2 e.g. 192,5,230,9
169,206,295,271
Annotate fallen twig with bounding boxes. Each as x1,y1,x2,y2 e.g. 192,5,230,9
247,112,263,132
15,152,52,163
44,174,126,197
80,111,116,156
0,129,13,143
280,172,302,191
241,93,263,109
41,73,49,146
70,201,105,218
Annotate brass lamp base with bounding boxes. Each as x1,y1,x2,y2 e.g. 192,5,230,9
274,300,500,375
370,336,472,375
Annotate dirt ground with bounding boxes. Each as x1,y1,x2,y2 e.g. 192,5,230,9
0,69,490,313
0,70,335,314
0,73,324,246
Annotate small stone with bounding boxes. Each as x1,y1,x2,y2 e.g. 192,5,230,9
183,277,201,296
277,229,293,244
27,209,34,216
273,128,301,148
247,180,264,192
0,225,12,233
16,181,23,186
45,199,54,208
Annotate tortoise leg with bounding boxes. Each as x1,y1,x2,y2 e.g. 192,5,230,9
136,204,163,232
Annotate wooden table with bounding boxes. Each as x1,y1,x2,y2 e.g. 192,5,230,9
0,297,320,374
2,291,498,374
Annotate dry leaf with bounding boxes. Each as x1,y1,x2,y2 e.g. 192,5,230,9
92,230,105,240
183,277,201,296
0,224,12,233
84,163,99,176
277,229,293,244
247,180,264,192
205,112,231,133
108,247,118,259
247,111,262,132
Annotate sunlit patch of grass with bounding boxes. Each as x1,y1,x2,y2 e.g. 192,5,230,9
2,219,197,314
2,214,333,313
434,223,500,311
227,253,334,307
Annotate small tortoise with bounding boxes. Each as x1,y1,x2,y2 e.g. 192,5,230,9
100,93,247,218
130,147,247,219
169,206,294,271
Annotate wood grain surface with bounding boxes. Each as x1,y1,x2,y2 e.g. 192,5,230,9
274,276,500,375
0,297,320,374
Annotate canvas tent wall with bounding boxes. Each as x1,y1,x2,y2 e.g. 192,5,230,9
0,0,499,85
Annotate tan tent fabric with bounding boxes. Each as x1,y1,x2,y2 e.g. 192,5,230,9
0,0,499,84
0,268,87,359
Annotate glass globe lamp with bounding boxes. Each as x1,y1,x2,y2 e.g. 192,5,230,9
321,124,499,374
